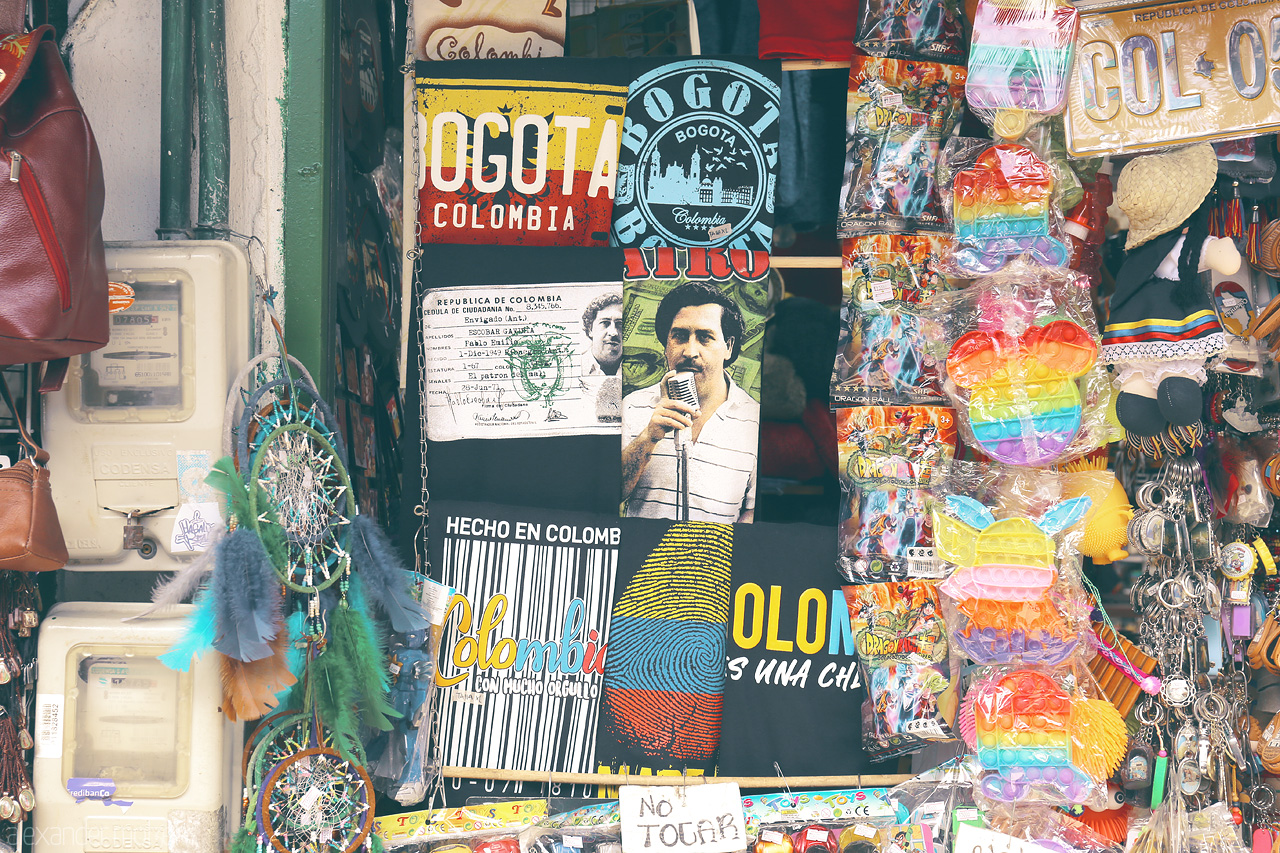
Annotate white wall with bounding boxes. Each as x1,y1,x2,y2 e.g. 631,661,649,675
63,0,288,333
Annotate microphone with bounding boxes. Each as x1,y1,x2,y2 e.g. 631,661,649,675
666,371,700,448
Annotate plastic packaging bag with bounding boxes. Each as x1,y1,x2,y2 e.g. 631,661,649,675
932,485,1094,666
922,259,1117,466
937,138,1070,276
831,235,955,406
846,581,960,759
958,662,1126,809
854,0,967,64
838,57,967,237
838,485,938,583
965,0,1079,141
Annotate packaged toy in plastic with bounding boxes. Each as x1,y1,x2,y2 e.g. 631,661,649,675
965,0,1079,141
933,493,1093,665
833,307,949,406
845,580,959,759
839,406,957,487
838,58,967,237
373,801,549,850
923,259,1116,466
838,485,937,583
941,140,1070,275
837,406,957,582
832,235,954,406
842,235,954,310
855,0,967,64
524,803,620,853
956,663,1126,808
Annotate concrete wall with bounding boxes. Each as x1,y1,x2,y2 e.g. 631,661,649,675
63,0,288,327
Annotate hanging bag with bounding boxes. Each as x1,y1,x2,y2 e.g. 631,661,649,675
0,376,67,571
0,0,107,389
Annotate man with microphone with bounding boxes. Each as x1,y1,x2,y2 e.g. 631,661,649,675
621,281,759,522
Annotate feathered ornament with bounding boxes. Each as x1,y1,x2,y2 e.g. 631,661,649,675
309,637,360,755
130,526,224,619
220,625,298,721
159,583,218,671
349,514,427,633
329,595,400,732
212,527,283,662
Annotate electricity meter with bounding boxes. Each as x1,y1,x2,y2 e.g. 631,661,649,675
43,242,251,569
32,602,241,853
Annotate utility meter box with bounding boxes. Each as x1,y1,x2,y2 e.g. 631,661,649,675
43,242,251,569
32,602,241,853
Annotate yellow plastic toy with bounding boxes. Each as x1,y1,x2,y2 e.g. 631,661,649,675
1060,459,1133,564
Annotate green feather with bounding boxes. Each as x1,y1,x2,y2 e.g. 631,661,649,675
204,456,290,576
205,457,252,526
370,831,386,853
329,602,401,732
229,826,257,853
312,638,359,757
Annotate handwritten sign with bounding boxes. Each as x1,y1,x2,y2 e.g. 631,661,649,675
620,783,745,853
1066,0,1280,154
422,282,623,441
953,823,1055,853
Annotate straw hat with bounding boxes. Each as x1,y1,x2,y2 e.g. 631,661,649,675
1116,143,1219,250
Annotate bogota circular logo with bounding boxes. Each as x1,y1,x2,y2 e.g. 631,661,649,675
612,60,780,251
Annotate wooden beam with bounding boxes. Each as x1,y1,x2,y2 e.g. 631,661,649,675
442,767,913,788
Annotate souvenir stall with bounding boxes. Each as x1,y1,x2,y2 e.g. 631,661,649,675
7,0,1280,851
380,0,1280,850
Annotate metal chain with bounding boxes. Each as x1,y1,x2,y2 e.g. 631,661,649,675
402,5,445,811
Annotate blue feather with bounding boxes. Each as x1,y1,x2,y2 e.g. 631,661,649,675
349,514,427,633
212,527,282,662
160,584,218,671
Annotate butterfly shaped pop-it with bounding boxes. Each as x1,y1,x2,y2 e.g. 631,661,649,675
947,319,1098,465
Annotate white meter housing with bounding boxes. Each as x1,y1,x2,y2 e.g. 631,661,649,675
43,242,251,569
32,602,241,853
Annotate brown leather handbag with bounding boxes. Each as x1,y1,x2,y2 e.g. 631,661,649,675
0,377,67,571
0,3,108,388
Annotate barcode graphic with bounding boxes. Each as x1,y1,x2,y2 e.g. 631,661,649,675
439,537,618,773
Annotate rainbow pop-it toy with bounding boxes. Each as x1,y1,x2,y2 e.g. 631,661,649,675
946,319,1097,465
952,145,1069,274
936,495,1089,666
972,670,1092,802
965,0,1079,139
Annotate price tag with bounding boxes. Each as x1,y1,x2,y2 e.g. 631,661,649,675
868,281,895,303
762,831,784,843
954,823,1055,853
806,830,829,842
298,787,324,811
853,826,878,839
620,783,744,853
564,837,584,849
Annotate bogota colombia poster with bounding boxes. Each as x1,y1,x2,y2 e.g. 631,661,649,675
414,59,629,246
611,59,781,251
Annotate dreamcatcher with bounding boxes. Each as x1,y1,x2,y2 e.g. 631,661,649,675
156,297,424,853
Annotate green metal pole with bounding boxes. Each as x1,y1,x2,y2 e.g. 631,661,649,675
282,0,337,393
193,0,230,239
157,0,193,240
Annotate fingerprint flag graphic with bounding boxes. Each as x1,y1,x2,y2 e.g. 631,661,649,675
601,522,732,760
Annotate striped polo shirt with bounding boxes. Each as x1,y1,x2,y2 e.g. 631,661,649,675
622,374,760,522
